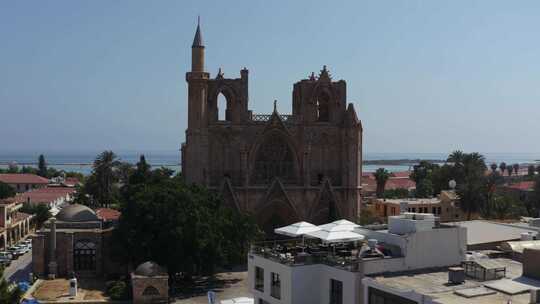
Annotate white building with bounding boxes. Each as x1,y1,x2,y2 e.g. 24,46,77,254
248,213,467,304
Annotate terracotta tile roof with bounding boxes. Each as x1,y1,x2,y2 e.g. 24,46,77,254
0,197,18,205
64,177,81,186
391,171,412,178
96,208,121,221
506,181,535,191
17,187,75,204
0,174,49,184
362,172,416,192
386,178,416,190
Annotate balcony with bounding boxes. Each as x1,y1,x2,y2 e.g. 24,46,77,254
251,113,296,124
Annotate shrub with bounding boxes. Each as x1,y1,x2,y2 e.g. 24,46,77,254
106,280,129,300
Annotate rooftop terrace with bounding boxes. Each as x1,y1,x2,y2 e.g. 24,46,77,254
367,258,540,304
250,238,401,273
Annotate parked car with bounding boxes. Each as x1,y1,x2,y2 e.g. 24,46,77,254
0,257,11,267
0,251,13,260
7,246,23,258
14,248,26,257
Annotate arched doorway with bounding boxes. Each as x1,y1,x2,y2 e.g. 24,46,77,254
257,199,299,236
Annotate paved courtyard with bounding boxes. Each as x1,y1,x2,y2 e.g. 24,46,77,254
32,278,109,302
173,270,250,304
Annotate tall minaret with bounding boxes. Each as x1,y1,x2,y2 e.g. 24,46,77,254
191,16,205,72
184,18,209,184
186,17,209,130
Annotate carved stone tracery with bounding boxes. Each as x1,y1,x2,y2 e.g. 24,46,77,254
252,134,297,185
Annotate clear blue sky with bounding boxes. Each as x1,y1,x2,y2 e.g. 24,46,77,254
1,1,539,154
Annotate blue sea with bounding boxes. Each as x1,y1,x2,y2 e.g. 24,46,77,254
0,151,539,175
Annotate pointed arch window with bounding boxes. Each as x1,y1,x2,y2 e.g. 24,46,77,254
217,92,229,121
142,286,160,296
316,91,330,122
252,134,297,185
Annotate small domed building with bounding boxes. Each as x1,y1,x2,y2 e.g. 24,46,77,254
131,261,169,304
32,204,125,278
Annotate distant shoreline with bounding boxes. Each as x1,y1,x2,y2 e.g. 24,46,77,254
363,159,445,166
1,158,538,167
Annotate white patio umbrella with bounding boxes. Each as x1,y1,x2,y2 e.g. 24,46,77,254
274,221,320,237
305,225,365,243
220,297,254,304
318,219,360,232
274,221,321,248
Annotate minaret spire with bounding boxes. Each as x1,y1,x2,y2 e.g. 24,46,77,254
191,16,205,72
192,16,204,48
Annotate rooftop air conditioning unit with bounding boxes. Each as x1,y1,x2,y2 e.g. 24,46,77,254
448,267,465,284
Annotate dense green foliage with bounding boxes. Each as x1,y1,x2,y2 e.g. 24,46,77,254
528,165,536,178
373,168,390,198
527,175,540,218
106,280,130,300
410,161,436,198
406,151,535,220
0,182,15,200
383,188,410,199
113,157,261,278
38,154,47,177
20,203,52,228
0,267,22,304
75,151,122,208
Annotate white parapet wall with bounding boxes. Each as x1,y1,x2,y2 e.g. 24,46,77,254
248,253,363,304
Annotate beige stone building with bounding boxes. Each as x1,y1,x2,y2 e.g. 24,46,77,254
0,197,32,249
131,261,169,304
369,190,470,222
181,23,363,233
0,173,49,192
32,204,124,278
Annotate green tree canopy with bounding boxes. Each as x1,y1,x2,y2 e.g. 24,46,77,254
456,152,487,220
373,168,390,198
20,203,52,229
0,182,15,200
114,170,260,278
38,154,47,177
0,267,22,303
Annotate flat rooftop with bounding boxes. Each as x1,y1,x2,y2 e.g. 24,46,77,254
378,198,441,205
370,258,540,304
448,221,539,246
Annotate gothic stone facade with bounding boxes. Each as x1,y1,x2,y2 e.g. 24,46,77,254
181,24,363,233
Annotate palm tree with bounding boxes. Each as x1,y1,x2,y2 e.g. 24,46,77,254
499,162,507,176
507,165,513,177
490,163,497,173
447,150,465,165
513,163,520,176
93,150,120,207
373,168,390,198
528,165,536,177
457,152,487,220
448,150,466,184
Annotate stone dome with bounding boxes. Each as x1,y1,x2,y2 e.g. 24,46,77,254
134,261,167,277
56,204,99,222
